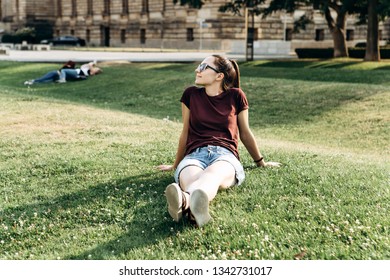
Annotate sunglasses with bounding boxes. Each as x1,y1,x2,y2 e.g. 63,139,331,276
197,63,220,73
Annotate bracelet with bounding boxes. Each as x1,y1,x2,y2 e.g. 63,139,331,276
254,157,264,163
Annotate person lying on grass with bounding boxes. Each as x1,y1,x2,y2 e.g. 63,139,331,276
23,60,76,85
58,61,102,83
157,54,281,227
24,61,101,85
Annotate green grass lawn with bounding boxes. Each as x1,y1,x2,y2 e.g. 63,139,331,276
0,59,389,260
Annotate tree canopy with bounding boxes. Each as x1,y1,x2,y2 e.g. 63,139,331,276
175,0,390,60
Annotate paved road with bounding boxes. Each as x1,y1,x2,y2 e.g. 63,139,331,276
0,49,295,63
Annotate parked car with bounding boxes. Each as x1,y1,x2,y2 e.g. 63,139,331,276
40,36,86,46
355,41,390,48
354,42,366,48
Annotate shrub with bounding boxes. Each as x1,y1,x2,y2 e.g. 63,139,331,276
1,27,36,44
296,47,390,59
295,48,334,59
349,47,390,59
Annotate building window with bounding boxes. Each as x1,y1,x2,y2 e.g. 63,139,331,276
86,29,91,43
285,28,293,41
71,0,77,17
121,29,126,44
187,28,194,41
247,28,258,41
379,29,383,40
122,0,129,15
104,0,110,16
87,0,93,16
57,0,62,17
140,29,146,44
315,29,324,41
142,0,149,14
346,29,354,41
71,29,75,36
101,26,110,47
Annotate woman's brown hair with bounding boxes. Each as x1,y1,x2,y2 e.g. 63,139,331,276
212,54,240,91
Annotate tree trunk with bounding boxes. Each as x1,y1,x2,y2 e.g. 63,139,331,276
365,0,380,61
332,26,348,57
324,7,348,58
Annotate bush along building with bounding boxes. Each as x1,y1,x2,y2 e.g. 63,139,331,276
1,0,389,55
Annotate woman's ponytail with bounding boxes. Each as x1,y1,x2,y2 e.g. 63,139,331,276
212,55,241,91
230,59,240,89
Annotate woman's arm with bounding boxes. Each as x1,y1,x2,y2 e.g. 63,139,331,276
157,103,190,171
238,109,281,167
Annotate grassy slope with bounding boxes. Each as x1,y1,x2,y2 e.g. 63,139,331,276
0,59,388,260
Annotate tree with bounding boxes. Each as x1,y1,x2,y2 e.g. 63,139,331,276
360,0,390,61
353,0,389,61
365,0,380,61
219,0,361,58
176,0,360,57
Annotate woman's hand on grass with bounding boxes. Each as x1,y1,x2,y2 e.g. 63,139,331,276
262,161,282,168
157,164,174,172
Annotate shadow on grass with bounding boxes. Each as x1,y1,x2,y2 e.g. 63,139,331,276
0,172,189,259
239,61,390,85
242,59,390,70
243,60,359,69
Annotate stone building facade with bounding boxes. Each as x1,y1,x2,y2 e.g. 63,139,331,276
1,0,389,54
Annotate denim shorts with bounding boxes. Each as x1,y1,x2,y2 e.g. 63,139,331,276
174,145,245,186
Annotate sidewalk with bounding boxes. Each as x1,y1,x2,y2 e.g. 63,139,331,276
0,48,296,63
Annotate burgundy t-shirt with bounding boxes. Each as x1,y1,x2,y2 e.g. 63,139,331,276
180,86,249,159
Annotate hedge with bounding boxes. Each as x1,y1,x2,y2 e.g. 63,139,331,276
295,48,333,59
349,48,390,59
295,47,390,59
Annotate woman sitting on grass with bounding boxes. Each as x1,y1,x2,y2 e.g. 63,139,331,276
158,55,281,227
